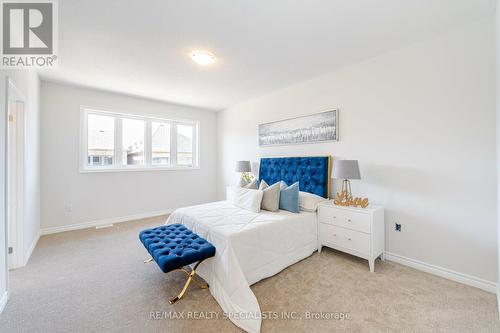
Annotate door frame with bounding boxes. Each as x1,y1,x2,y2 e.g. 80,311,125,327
6,78,25,270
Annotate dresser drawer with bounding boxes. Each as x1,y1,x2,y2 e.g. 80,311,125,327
319,223,370,256
318,206,371,233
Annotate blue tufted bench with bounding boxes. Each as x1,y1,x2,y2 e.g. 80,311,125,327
139,224,216,304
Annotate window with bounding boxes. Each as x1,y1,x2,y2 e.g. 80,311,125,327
177,124,193,166
122,118,144,166
87,114,114,166
152,122,170,166
81,107,199,171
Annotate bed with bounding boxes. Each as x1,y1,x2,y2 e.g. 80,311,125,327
165,156,331,333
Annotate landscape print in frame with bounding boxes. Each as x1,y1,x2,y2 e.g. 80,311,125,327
258,110,338,146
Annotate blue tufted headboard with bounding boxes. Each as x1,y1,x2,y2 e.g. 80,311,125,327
258,156,332,198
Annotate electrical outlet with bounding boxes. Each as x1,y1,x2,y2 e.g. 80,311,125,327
395,223,402,232
64,203,73,212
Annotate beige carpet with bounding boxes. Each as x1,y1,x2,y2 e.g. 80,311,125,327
0,216,498,333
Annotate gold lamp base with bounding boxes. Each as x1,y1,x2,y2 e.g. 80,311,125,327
341,179,352,198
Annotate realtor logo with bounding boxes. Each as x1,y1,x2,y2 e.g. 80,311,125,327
1,0,58,68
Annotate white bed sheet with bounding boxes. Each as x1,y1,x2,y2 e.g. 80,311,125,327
166,200,318,333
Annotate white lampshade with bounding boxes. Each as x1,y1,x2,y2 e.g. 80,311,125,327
235,160,251,172
332,160,361,180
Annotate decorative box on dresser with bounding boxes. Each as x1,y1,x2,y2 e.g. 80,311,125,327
317,201,385,272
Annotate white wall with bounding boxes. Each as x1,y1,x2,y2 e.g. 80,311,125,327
0,69,40,310
40,82,217,230
0,73,8,310
3,71,40,264
496,0,500,312
11,71,41,262
218,19,497,284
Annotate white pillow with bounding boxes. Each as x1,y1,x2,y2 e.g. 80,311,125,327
226,186,237,201
244,179,258,189
232,188,264,213
299,191,328,212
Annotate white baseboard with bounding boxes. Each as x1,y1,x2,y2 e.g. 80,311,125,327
0,291,8,315
8,230,40,270
385,252,497,294
497,286,499,318
40,209,173,235
23,230,41,266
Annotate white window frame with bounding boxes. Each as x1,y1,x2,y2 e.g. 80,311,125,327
80,106,200,172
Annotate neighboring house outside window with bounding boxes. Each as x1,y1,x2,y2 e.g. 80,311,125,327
87,127,114,166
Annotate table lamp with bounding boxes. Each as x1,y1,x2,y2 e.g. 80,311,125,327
235,160,252,185
332,160,361,197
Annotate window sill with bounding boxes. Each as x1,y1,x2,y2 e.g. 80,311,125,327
79,166,200,173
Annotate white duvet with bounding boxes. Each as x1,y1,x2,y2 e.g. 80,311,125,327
166,200,318,333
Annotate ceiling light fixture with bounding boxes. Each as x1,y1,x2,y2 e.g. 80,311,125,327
191,51,216,66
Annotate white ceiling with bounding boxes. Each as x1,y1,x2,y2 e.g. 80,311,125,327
39,0,495,111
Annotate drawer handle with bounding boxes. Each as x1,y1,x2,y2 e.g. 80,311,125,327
333,234,337,237
348,238,352,241
333,216,337,219
347,219,352,222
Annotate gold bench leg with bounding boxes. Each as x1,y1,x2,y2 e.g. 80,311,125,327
168,260,208,304
171,268,209,289
143,257,153,263
169,270,196,304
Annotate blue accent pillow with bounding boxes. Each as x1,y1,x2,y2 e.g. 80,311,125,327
279,181,300,213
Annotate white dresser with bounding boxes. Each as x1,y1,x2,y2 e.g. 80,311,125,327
317,201,385,272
